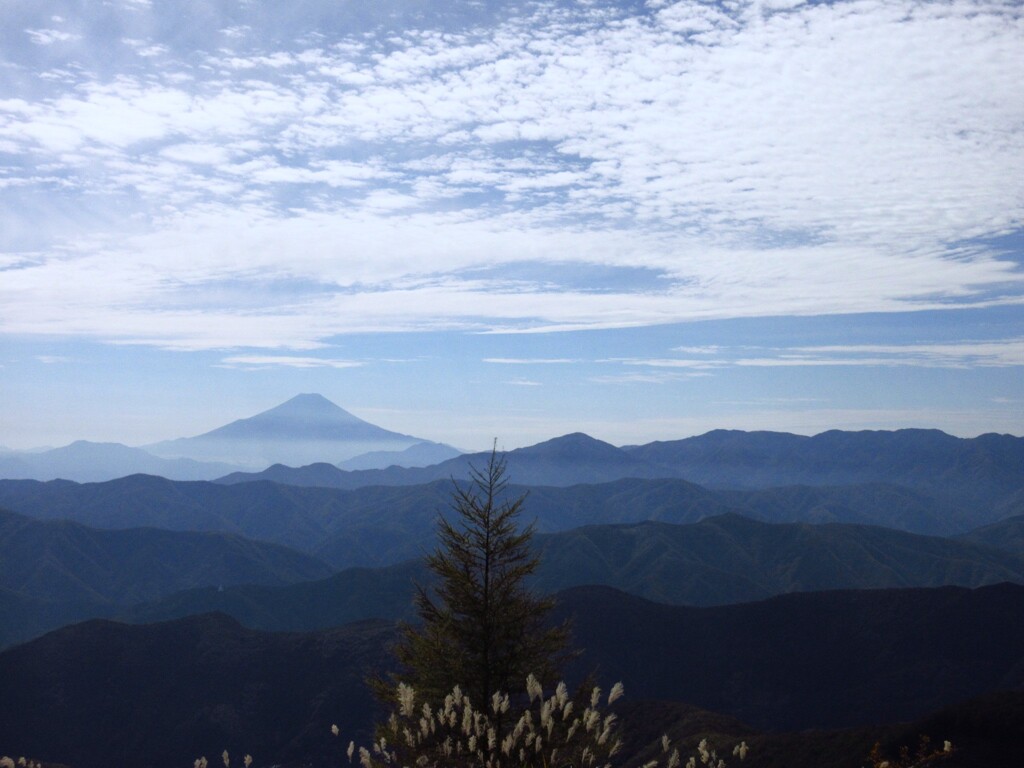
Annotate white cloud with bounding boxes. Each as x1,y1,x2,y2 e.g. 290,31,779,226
734,339,1024,368
673,346,722,355
621,338,1024,371
122,39,169,58
616,357,723,369
220,355,364,368
590,370,713,384
160,143,233,165
221,26,252,40
26,29,80,46
0,0,1021,351
484,358,581,364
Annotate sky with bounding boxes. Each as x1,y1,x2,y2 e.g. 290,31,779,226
1,0,1022,453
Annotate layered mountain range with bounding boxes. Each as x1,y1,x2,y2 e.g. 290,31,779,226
2,502,1023,649
0,469,1016,569
1,394,1022,767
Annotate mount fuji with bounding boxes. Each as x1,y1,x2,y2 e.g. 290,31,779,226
145,394,432,470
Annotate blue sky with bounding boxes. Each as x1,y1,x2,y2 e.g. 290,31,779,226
1,0,1022,452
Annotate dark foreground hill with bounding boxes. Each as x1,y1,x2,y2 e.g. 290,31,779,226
555,583,1024,731
0,613,393,768
1,583,1022,768
618,692,1024,768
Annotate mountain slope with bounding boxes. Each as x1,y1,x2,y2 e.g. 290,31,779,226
146,393,424,469
119,515,1024,639
0,586,116,652
531,514,1024,605
960,515,1024,557
0,507,333,605
124,559,427,631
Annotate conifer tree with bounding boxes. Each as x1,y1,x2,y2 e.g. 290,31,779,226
389,445,569,711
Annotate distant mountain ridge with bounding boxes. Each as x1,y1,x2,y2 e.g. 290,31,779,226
216,432,677,488
215,429,1024,516
625,428,1024,503
337,440,462,470
5,399,1021,497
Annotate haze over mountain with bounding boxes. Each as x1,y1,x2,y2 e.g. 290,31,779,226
0,440,241,482
336,440,462,471
5,396,1021,500
0,395,464,482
